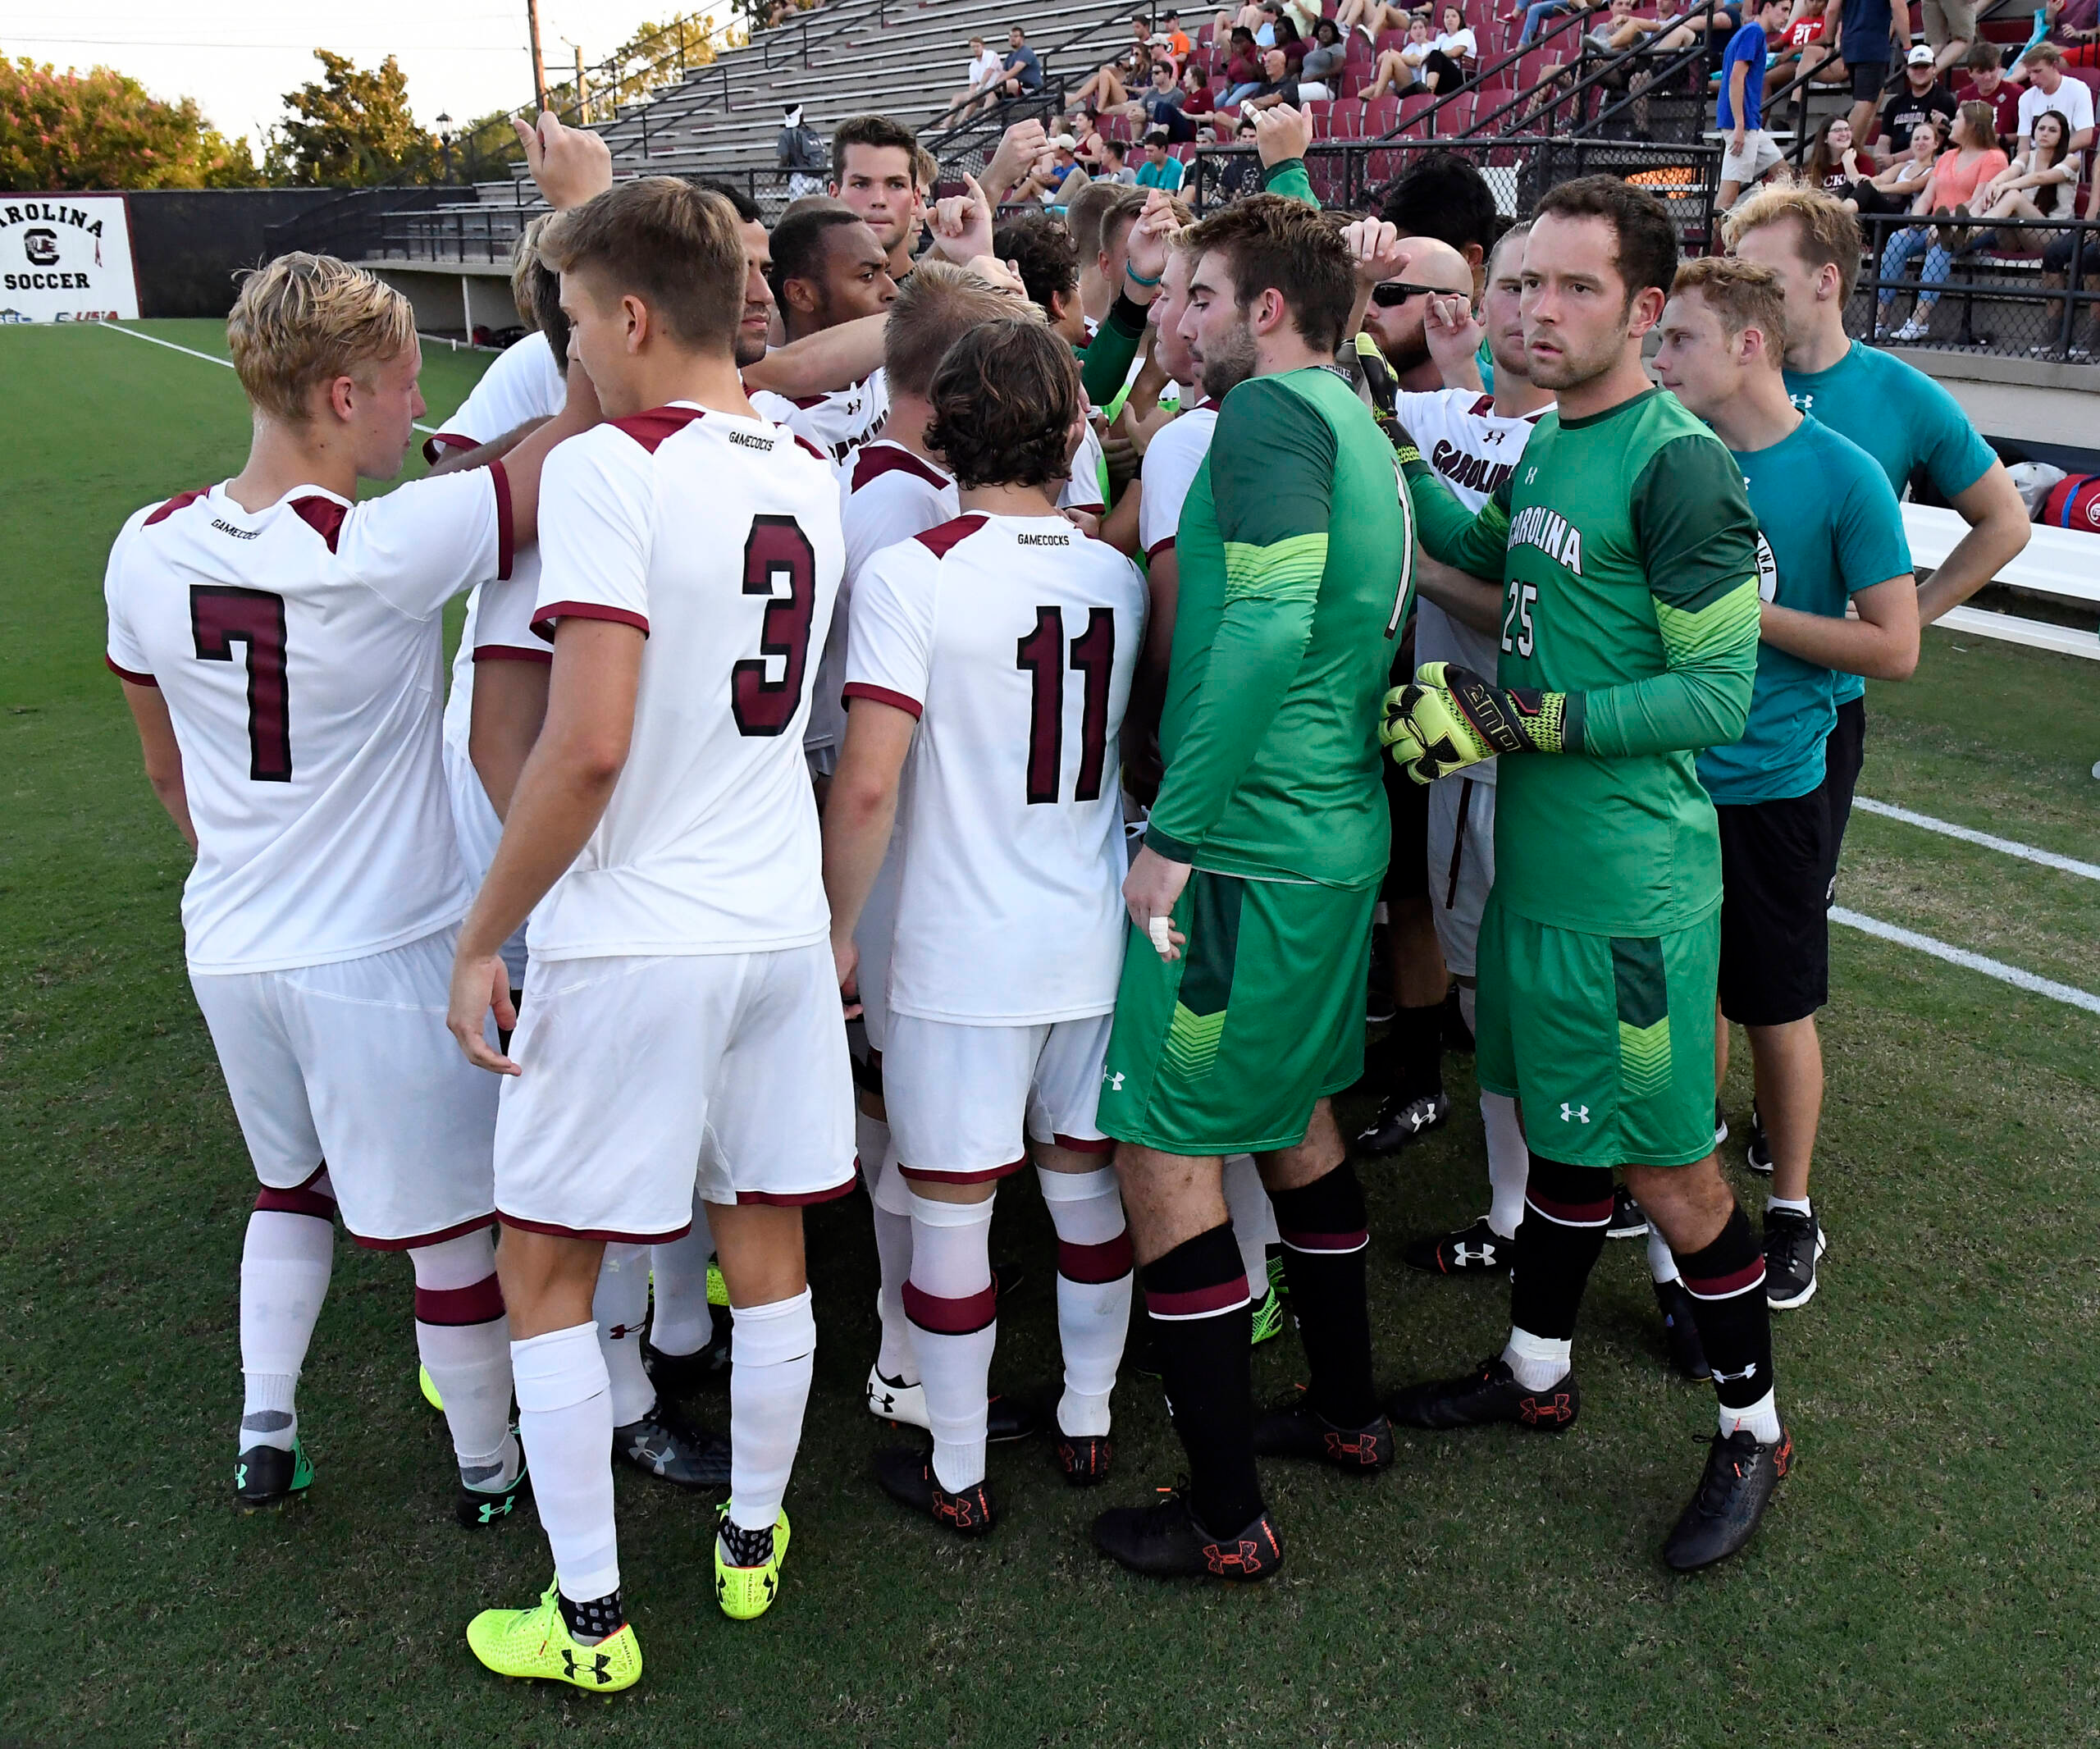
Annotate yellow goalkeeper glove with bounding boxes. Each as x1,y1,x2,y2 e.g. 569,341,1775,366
1380,661,1576,785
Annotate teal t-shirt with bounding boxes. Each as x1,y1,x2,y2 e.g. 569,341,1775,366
1781,340,1994,704
1698,416,1912,806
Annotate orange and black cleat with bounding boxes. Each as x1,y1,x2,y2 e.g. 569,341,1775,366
874,1446,997,1538
1252,1386,1395,1473
1092,1486,1283,1582
1387,1354,1580,1432
1054,1431,1114,1487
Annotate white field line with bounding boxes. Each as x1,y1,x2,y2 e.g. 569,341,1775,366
1833,908,2100,1016
1854,797,2100,883
101,320,443,435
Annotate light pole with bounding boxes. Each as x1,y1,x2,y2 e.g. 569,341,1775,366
436,111,454,181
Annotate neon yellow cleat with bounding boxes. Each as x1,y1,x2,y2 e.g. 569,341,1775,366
419,1364,444,1412
706,1258,729,1308
714,1503,790,1620
466,1581,641,1692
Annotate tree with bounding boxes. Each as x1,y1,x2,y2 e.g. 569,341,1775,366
0,58,258,190
264,51,434,186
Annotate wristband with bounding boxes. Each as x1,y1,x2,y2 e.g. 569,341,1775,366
1125,263,1162,286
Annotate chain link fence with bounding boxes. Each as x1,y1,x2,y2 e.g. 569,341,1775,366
1852,211,2100,360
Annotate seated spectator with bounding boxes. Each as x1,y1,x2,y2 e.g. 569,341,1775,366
1851,116,1946,210
1243,45,1308,104
1876,100,2009,339
1974,107,2081,227
1093,135,1139,182
1956,40,2023,144
2014,42,2096,148
1339,0,1416,39
1431,4,1480,79
1132,58,1206,139
1879,46,1960,154
996,25,1047,102
943,35,1010,122
1213,112,1265,197
1801,112,1877,196
1018,134,1086,203
1218,26,1268,101
2040,0,2100,67
1301,17,1350,91
1134,128,1189,188
1760,0,1842,90
1159,8,1195,56
777,103,826,199
1366,15,1440,94
1180,62,1220,130
1271,16,1314,66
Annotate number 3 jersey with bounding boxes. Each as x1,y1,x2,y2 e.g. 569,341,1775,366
844,513,1147,1025
527,401,844,961
103,468,511,974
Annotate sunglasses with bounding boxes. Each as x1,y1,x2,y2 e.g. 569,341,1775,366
1371,281,1451,305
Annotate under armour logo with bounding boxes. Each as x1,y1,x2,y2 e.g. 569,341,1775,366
1518,1391,1576,1426
1524,465,1538,482
1711,1359,1760,1384
235,1463,247,1489
1102,1070,1126,1090
562,1649,614,1684
476,1496,513,1523
1453,1243,1495,1266
1204,1539,1264,1574
1560,1103,1589,1123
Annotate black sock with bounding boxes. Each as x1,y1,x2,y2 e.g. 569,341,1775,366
1268,1162,1376,1427
1390,1001,1445,1100
1678,1205,1774,1413
717,1517,775,1569
1507,1156,1613,1341
1141,1225,1261,1534
558,1586,623,1643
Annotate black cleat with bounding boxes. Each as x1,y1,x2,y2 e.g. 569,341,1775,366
1387,1356,1579,1432
456,1458,532,1528
1663,1427,1791,1571
1054,1431,1115,1486
1606,1185,1650,1240
874,1445,996,1537
643,1319,731,1395
1092,1487,1283,1581
1653,1279,1711,1380
1745,1103,1773,1174
1253,1387,1394,1473
612,1402,732,1489
1764,1205,1827,1310
988,1391,1045,1443
234,1439,313,1513
1402,1215,1516,1276
1354,1090,1452,1157
1713,1100,1730,1150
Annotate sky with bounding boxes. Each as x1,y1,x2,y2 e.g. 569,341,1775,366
0,2,713,147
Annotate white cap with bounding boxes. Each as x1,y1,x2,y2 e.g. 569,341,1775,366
1906,43,1937,65
1052,132,1079,148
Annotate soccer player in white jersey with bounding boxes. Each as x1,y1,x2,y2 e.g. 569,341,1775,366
768,201,899,464
103,252,590,1523
824,317,1148,1531
445,177,852,1690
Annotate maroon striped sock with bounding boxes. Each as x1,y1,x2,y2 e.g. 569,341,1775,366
1509,1156,1614,1342
1678,1205,1774,1413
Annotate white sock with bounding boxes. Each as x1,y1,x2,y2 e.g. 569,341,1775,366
906,1191,998,1493
1037,1163,1132,1439
1646,1226,1681,1286
870,1203,917,1383
1481,1089,1529,1241
591,1244,656,1427
1503,1324,1572,1391
239,1205,334,1452
727,1288,816,1533
1766,1194,1812,1218
1221,1153,1276,1293
1721,1386,1783,1445
409,1229,518,1484
512,1322,619,1605
646,1203,714,1359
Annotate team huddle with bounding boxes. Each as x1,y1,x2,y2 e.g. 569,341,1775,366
103,100,2020,1694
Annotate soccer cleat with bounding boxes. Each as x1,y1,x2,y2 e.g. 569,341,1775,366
1606,1185,1650,1240
1249,1282,1287,1346
865,1365,1043,1441
465,1580,642,1691
1713,1101,1729,1150
612,1402,732,1489
1764,1206,1828,1310
419,1364,444,1412
643,1311,731,1395
456,1456,532,1529
874,1445,997,1537
1353,1090,1452,1157
234,1439,313,1512
1091,1486,1283,1581
706,1256,729,1307
1745,1106,1773,1175
1662,1427,1791,1571
1055,1431,1115,1486
1266,1247,1287,1299
1387,1356,1579,1432
1404,1214,1515,1276
1252,1386,1394,1473
1653,1279,1711,1381
714,1503,792,1620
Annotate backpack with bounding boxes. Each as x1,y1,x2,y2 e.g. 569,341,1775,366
2040,472,2100,534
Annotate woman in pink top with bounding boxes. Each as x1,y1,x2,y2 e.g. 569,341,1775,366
1877,100,2011,341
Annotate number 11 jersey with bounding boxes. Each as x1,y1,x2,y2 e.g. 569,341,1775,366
845,514,1146,1025
527,401,844,961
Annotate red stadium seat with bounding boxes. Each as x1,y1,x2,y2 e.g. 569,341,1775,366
1375,29,1410,54
1397,90,1436,134
1362,94,1400,132
1328,98,1365,135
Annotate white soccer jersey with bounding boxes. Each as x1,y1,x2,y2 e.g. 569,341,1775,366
845,513,1147,1024
103,468,509,973
780,367,890,466
527,400,845,961
1134,399,1217,559
1061,421,1107,513
1395,387,1550,786
806,439,959,755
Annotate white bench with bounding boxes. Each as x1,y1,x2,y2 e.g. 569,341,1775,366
1902,503,2100,660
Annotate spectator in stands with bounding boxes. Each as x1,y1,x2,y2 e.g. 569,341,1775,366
997,24,1047,103
944,35,1009,122
1879,46,1960,153
1974,108,2080,231
1214,112,1267,196
1339,0,1416,41
1918,0,1975,76
1012,134,1085,203
1095,136,1139,182
1586,0,1669,56
831,114,923,283
1135,127,1190,186
1761,0,1842,94
1161,9,1195,56
1299,18,1350,92
1241,45,1309,104
1219,26,1268,103
778,105,826,199
1851,116,1947,209
1516,0,1582,48
2016,42,2096,148
1717,0,1791,208
1366,16,1440,94
1875,99,2009,338
1833,0,1906,153
1431,5,1481,78
768,203,901,341
1075,21,1159,112
1133,57,1201,139
1271,15,1314,65
1957,41,2025,143
1803,112,1879,196
1180,62,1221,133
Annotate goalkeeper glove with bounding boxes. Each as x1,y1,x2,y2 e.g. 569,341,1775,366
1380,661,1577,785
1352,332,1420,466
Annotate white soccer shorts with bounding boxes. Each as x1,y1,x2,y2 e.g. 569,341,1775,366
883,1011,1116,1183
189,926,498,1248
442,738,528,988
1427,774,1497,981
494,943,857,1241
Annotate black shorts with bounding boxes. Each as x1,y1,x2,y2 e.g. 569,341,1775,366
1717,788,1834,1026
1847,56,1889,98
1819,693,1867,889
1382,751,1431,902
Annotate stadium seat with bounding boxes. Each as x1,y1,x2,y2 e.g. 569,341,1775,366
1397,90,1435,134
1362,94,1400,132
1375,29,1410,54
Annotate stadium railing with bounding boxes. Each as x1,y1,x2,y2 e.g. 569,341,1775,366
1853,209,2100,358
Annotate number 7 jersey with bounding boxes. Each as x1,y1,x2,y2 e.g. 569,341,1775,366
844,514,1147,1025
525,402,845,961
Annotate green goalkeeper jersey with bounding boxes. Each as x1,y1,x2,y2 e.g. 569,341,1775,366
1145,364,1413,888
1405,386,1760,936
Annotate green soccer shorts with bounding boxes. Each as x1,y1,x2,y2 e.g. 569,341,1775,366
1474,893,1721,1169
1098,870,1376,1158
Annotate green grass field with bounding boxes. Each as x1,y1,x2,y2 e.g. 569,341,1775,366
3,319,2097,1749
